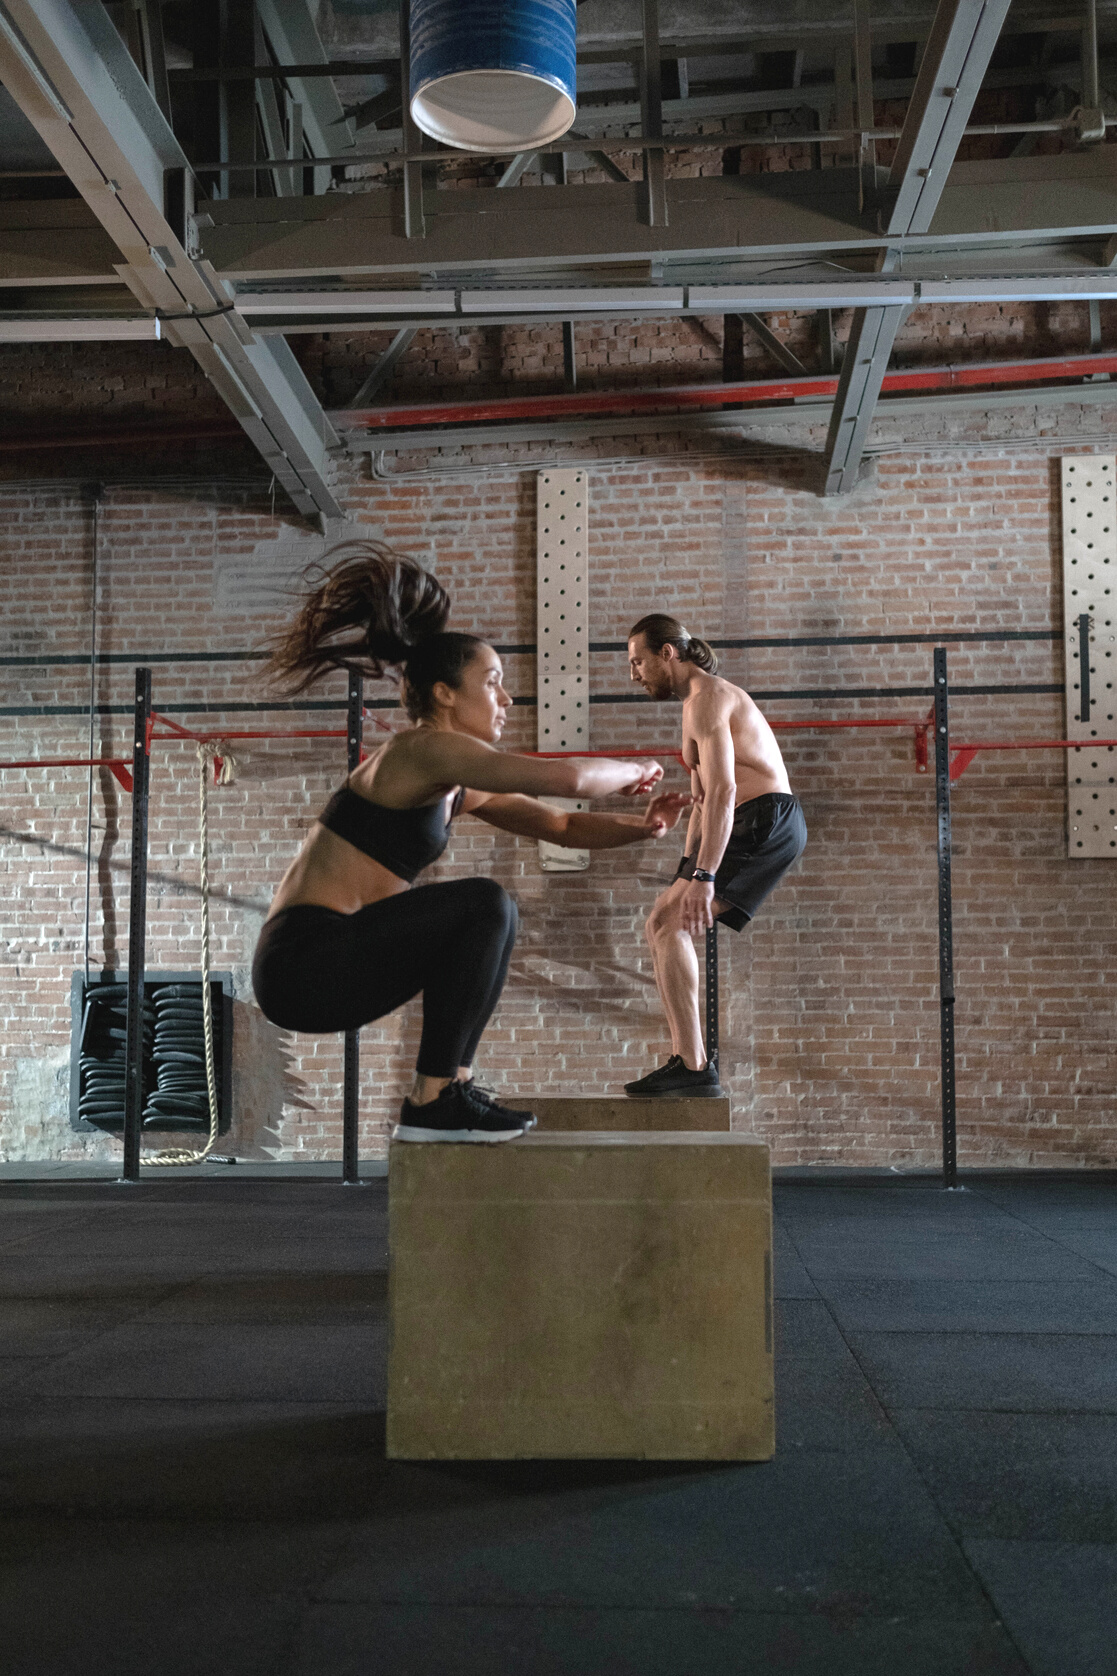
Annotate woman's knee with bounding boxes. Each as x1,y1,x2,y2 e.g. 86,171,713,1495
454,875,517,935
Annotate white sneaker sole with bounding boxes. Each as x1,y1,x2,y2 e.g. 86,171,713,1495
393,1124,529,1144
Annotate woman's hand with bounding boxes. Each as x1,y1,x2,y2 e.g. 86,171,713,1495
642,791,693,837
618,759,664,796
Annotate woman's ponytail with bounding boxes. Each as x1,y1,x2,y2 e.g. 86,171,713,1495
265,540,450,693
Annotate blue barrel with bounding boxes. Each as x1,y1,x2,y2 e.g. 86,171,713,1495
409,0,577,152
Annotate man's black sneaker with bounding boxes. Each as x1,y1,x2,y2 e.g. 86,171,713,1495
394,1079,538,1143
623,1057,724,1098
624,1055,685,1096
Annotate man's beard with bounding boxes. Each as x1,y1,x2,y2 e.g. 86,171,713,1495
643,673,675,701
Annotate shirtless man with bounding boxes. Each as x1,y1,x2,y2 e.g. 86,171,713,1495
623,613,808,1099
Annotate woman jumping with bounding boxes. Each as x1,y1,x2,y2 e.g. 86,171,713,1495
252,544,690,1144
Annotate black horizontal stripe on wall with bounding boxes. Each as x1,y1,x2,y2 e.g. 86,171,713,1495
0,630,1060,669
0,683,1065,719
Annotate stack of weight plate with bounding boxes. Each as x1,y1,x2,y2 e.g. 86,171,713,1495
77,983,154,1130
143,983,216,1131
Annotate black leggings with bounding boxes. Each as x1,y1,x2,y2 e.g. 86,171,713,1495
252,877,518,1078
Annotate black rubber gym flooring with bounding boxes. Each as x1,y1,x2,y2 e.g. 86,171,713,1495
1,1170,1114,1675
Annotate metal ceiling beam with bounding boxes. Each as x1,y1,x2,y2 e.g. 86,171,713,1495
346,326,416,408
193,149,1117,281
852,0,876,206
253,11,300,198
12,271,1117,339
253,0,355,192
154,11,1117,79
0,0,341,520
823,0,1014,495
398,0,424,239
737,313,807,375
183,57,1108,156
0,316,159,340
9,203,1117,297
640,0,667,227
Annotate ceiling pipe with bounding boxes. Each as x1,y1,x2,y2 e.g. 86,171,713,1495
0,421,245,453
333,349,1117,433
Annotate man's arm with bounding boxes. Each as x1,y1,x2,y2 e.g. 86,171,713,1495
694,707,737,876
680,769,703,860
679,699,737,934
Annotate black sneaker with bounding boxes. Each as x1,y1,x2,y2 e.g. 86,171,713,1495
394,1079,538,1143
624,1057,724,1098
623,1055,684,1095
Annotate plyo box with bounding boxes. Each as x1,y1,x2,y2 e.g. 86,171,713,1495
387,1131,774,1461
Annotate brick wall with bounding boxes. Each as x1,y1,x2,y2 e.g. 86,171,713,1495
1,436,1113,1169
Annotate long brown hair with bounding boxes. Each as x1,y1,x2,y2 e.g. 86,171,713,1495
628,612,719,673
266,539,486,721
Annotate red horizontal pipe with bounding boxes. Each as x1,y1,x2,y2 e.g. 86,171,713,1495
0,422,243,454
0,755,128,769
771,718,922,731
151,710,211,745
0,755,134,790
953,738,1117,751
336,351,1117,432
153,728,347,741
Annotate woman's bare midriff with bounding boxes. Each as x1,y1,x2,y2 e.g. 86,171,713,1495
265,736,461,920
266,825,412,919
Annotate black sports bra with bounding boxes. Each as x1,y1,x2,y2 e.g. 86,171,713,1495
317,782,465,883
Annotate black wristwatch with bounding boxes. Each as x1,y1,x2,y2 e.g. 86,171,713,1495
692,867,716,884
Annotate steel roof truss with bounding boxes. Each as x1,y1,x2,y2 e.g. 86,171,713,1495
0,0,341,520
823,0,1014,495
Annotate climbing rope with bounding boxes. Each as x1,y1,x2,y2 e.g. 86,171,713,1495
143,741,235,1166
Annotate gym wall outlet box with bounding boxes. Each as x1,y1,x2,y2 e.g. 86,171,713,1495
387,1131,774,1461
528,1093,731,1130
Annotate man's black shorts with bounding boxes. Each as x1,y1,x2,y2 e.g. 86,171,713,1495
679,792,807,932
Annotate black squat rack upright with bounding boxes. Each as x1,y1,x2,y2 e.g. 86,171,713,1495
120,667,152,1184
934,648,958,1190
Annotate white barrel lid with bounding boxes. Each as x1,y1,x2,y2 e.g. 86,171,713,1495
411,67,576,152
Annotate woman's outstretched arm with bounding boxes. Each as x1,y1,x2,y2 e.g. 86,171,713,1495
409,731,663,801
465,790,692,849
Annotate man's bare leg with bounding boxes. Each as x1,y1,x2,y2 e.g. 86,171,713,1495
646,889,707,1070
645,900,682,1058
